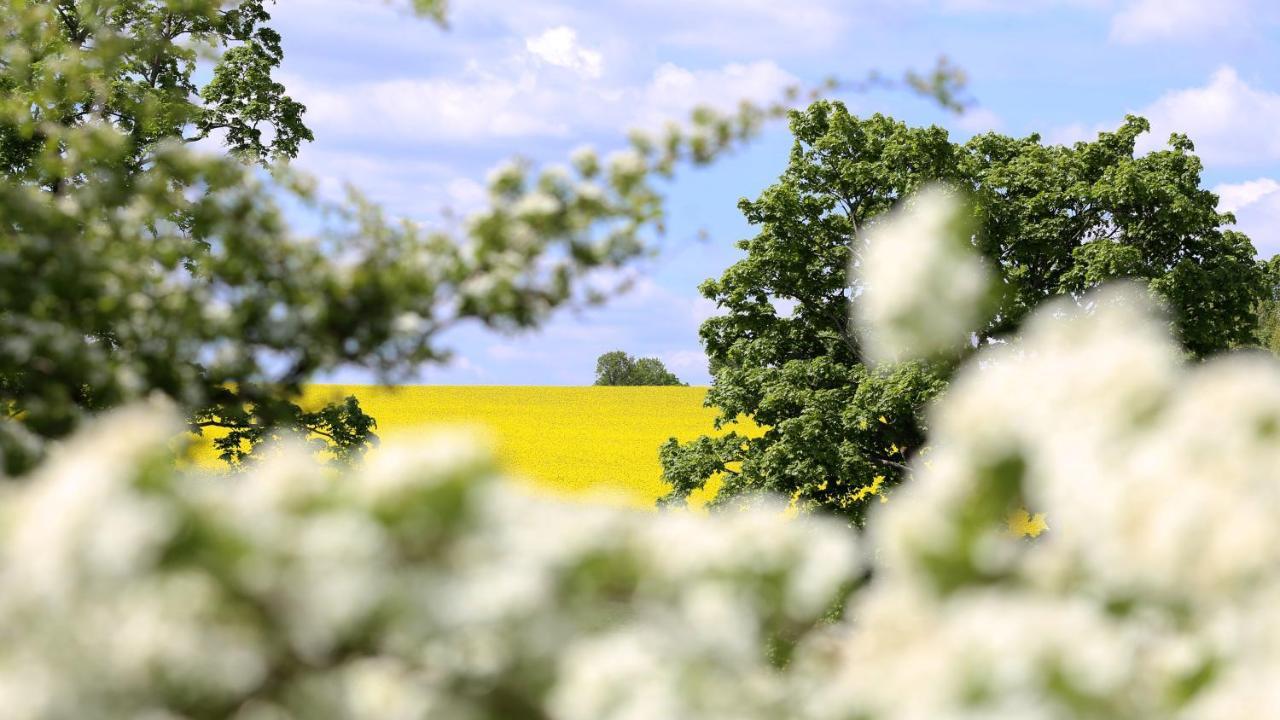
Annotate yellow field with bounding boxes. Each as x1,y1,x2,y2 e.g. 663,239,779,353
196,385,756,509
189,385,1044,533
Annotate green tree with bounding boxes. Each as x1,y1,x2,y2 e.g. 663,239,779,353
631,357,684,385
659,101,1271,525
594,351,685,386
1255,256,1280,354
1,0,838,473
595,350,635,386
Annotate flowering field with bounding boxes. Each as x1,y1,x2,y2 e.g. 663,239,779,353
193,385,756,508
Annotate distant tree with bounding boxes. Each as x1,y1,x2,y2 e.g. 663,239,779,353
631,357,685,385
659,102,1271,525
595,351,636,386
594,351,685,386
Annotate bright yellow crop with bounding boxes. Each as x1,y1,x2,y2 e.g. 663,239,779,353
192,385,759,509
189,386,1044,535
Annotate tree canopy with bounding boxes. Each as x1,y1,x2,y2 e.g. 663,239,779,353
0,0,829,473
659,101,1272,525
594,351,685,386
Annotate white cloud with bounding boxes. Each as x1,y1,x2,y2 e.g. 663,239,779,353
525,26,603,79
1048,68,1280,166
1215,178,1280,258
289,57,797,147
927,0,1269,45
660,350,710,376
287,70,572,144
1135,67,1280,166
444,178,488,212
289,147,471,214
692,296,719,326
953,106,1004,134
1109,0,1256,44
637,61,797,129
1217,178,1280,214
1043,122,1096,146
471,276,717,383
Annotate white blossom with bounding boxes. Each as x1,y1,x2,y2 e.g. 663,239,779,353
854,184,991,363
11,186,1280,716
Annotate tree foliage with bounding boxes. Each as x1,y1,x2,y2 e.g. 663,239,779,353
660,101,1272,524
4,0,895,473
594,350,685,386
1254,256,1280,355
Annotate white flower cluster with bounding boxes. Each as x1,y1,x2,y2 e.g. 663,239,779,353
854,184,991,364
0,406,857,719
9,183,1280,717
835,191,1280,715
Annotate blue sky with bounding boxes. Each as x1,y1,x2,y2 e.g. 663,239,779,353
267,0,1280,385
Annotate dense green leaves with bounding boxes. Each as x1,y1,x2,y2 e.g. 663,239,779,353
1255,257,1280,354
967,115,1265,353
593,350,685,386
0,0,757,472
6,0,914,473
660,101,1273,524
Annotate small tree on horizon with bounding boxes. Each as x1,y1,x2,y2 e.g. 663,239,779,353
594,351,685,386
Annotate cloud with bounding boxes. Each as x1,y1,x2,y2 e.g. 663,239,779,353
463,276,717,384
925,0,1269,45
660,350,710,377
286,70,572,145
1046,68,1280,167
952,106,1004,134
288,56,797,147
1217,178,1280,214
1215,178,1280,258
1134,67,1280,166
636,62,797,129
444,178,488,212
525,26,604,79
1043,122,1096,146
274,9,796,231
287,147,491,222
1108,0,1258,44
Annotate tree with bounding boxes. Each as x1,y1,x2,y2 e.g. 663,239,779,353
659,101,1271,525
595,351,635,386
594,351,685,386
1255,256,1280,354
2,0,843,473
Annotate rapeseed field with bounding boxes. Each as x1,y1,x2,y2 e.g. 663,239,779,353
190,385,1048,532
194,385,758,509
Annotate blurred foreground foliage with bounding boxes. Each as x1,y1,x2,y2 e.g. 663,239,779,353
0,0,964,473
9,253,1280,716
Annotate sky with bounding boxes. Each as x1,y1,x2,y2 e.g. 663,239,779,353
266,0,1280,385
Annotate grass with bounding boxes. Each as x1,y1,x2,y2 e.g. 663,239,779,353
194,385,758,509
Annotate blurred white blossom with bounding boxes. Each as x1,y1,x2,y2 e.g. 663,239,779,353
854,184,991,363
0,406,857,719
10,188,1280,717
826,216,1280,716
